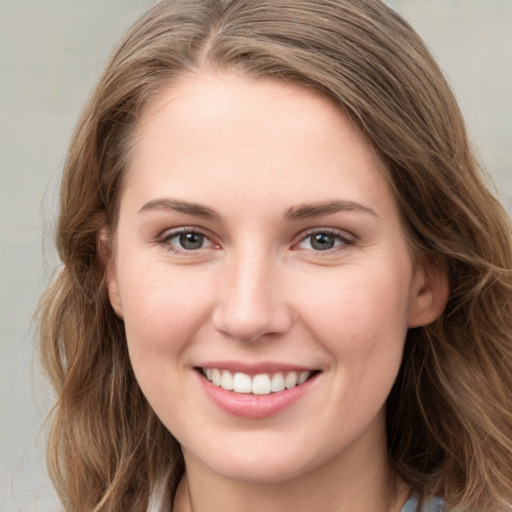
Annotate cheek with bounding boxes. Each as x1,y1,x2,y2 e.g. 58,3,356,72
291,261,413,410
296,266,412,349
118,263,214,372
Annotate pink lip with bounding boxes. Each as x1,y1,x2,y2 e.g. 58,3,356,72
196,369,319,419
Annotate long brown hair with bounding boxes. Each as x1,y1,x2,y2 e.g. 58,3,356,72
38,1,512,511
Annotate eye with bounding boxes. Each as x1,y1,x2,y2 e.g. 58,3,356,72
295,230,353,251
160,229,215,252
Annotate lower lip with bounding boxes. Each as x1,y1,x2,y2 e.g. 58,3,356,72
197,371,318,419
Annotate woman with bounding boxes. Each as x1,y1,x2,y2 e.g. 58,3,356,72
38,1,512,511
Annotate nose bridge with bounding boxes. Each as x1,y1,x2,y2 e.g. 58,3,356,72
212,246,291,342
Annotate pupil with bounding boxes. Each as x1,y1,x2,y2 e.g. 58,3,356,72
311,233,335,250
179,232,203,250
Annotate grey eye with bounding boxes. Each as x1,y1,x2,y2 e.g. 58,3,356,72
177,232,205,250
309,233,336,251
296,230,352,252
161,228,216,253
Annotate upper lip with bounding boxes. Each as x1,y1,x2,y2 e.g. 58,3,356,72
196,360,319,375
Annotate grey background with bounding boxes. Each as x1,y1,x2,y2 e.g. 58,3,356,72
1,1,511,511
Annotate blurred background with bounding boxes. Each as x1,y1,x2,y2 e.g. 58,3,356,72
1,1,511,510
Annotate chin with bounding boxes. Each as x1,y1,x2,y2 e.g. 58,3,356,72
211,457,317,485
183,433,331,485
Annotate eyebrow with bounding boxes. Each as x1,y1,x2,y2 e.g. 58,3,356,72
138,197,376,222
282,200,377,221
138,198,221,221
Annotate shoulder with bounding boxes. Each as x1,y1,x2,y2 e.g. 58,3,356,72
401,495,445,512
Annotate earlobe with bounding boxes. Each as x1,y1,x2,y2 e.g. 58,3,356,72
98,228,123,318
408,258,449,328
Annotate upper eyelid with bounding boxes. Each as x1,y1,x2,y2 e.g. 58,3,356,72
295,226,355,242
157,226,217,249
159,225,212,239
156,226,355,249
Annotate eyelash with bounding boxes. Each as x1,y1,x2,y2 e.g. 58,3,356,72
157,228,216,253
157,227,355,254
293,228,355,252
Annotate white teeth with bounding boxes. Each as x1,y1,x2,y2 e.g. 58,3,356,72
284,371,298,389
271,372,285,392
221,370,234,390
211,368,222,386
252,374,271,395
297,371,310,385
233,372,252,393
203,368,312,395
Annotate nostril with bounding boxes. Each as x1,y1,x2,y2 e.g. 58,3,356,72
210,262,293,342
211,298,293,343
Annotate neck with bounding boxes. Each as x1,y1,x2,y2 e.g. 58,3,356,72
173,437,409,512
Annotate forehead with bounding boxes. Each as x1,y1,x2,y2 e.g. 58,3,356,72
135,72,371,158
125,72,395,218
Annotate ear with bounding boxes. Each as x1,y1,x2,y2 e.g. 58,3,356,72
408,257,449,328
98,228,123,318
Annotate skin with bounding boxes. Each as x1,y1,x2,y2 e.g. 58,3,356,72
105,73,448,512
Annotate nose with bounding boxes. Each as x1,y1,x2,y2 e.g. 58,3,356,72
211,250,292,343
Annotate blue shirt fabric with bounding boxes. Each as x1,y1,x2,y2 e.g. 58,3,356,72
401,496,445,512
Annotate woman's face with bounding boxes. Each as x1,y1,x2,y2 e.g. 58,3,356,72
106,73,445,484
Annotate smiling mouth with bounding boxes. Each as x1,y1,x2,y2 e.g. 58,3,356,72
199,368,319,395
